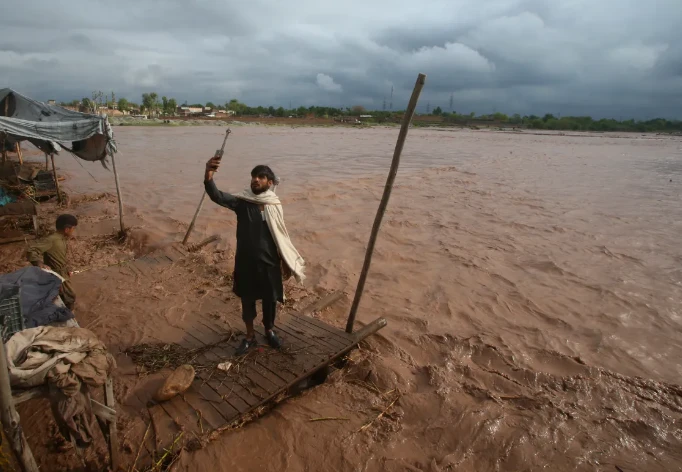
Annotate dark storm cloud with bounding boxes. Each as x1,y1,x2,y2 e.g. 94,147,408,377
0,0,680,118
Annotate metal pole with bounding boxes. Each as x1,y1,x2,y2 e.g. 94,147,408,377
345,73,426,333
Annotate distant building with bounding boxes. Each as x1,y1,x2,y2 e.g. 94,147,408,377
47,100,56,105
177,106,204,117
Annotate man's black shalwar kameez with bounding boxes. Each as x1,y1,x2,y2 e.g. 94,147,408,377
205,179,283,329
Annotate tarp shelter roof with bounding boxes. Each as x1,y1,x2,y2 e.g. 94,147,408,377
0,88,117,165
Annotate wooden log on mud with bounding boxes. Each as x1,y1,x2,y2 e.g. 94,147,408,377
188,234,219,252
345,73,427,333
352,317,387,341
298,291,344,317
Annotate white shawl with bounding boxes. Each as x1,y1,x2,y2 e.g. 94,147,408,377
233,188,306,283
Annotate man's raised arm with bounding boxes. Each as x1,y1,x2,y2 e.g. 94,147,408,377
204,157,238,211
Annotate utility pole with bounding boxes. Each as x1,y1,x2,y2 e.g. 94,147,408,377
426,102,431,114
389,86,393,110
449,93,453,113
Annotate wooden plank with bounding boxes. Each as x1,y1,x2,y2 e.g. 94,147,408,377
181,388,227,431
147,404,180,450
186,322,225,346
285,317,349,351
194,316,233,339
204,377,252,414
293,315,355,345
274,323,340,355
194,381,239,421
91,398,116,423
104,378,119,472
196,350,261,411
294,313,353,342
158,395,202,439
139,311,387,463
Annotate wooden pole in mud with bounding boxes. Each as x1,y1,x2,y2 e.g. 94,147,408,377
345,73,426,334
110,153,125,234
0,337,40,472
50,154,62,204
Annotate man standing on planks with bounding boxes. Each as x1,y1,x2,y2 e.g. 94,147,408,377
204,156,305,355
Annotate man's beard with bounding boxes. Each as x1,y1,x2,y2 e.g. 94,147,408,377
252,185,267,195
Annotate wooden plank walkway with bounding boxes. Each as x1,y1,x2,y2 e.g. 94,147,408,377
125,244,386,468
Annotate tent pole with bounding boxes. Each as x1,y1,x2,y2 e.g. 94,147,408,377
345,73,426,334
2,97,7,163
44,153,48,171
0,336,40,472
110,153,125,234
15,143,23,165
50,154,62,204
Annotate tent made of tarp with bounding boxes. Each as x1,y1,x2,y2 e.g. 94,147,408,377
0,88,116,164
0,88,125,233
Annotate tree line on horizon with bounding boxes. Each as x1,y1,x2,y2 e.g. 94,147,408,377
57,92,681,133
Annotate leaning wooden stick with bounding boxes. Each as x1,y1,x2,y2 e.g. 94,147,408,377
345,73,426,333
182,128,232,245
50,154,62,204
111,152,125,235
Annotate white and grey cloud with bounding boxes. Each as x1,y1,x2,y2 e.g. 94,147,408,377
0,0,680,118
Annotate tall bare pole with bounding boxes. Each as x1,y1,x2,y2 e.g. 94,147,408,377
345,73,427,333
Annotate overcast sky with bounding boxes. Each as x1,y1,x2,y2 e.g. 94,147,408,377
1,0,681,118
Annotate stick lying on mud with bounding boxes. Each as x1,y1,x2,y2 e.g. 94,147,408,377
345,73,427,333
188,235,220,252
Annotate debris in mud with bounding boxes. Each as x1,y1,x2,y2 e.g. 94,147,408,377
124,339,233,374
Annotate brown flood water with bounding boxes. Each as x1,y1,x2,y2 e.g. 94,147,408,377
55,126,682,471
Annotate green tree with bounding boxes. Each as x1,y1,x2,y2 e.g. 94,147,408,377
167,98,177,116
81,98,92,111
275,106,285,117
206,102,215,110
162,96,169,115
117,98,130,113
142,92,160,116
432,106,443,116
